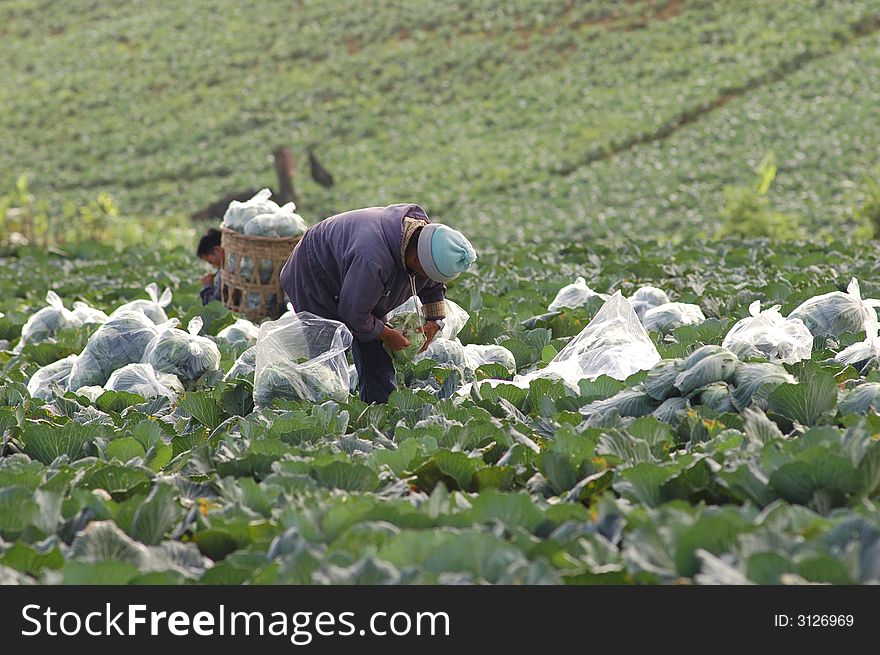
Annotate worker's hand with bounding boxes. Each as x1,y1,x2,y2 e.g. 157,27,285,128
380,325,410,351
201,273,215,286
417,321,441,353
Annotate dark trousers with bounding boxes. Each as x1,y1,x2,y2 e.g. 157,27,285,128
351,337,397,404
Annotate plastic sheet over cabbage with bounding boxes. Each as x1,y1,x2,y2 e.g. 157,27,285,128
224,346,257,381
217,318,260,346
835,314,880,373
253,311,352,406
788,278,880,338
221,188,280,232
548,277,609,312
463,293,660,394
17,291,82,350
106,363,183,399
641,302,705,332
416,337,468,369
243,206,308,237
722,301,812,364
142,317,222,384
27,354,77,401
110,283,172,324
71,301,109,327
387,297,470,341
627,286,670,319
463,343,516,371
68,311,159,389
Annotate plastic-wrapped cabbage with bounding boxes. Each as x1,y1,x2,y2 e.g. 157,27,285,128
722,301,812,364
642,302,705,332
245,292,280,318
236,256,276,285
27,354,77,401
106,363,183,399
142,316,221,384
835,318,880,374
537,292,661,384
253,360,347,406
384,311,425,364
17,291,83,349
243,205,308,237
788,278,879,338
627,286,670,319
253,311,352,406
387,297,470,340
259,259,275,285
71,301,109,327
674,345,739,396
217,318,260,346
548,277,609,312
416,337,468,368
463,343,516,371
224,346,256,380
110,283,172,324
226,251,239,274
68,311,160,389
221,188,280,233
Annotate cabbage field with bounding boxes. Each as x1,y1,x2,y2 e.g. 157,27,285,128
3,0,880,586
2,236,880,585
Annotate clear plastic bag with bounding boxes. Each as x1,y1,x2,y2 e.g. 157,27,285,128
253,311,353,406
68,310,160,389
722,300,813,364
835,315,880,373
110,283,173,324
416,337,468,369
548,277,609,312
243,205,308,237
537,291,661,384
788,278,879,338
641,302,705,332
106,363,183,399
224,346,257,380
387,297,470,340
217,318,260,346
17,291,83,349
463,343,516,371
627,286,670,319
142,316,222,384
27,354,77,401
71,301,109,327
221,188,280,233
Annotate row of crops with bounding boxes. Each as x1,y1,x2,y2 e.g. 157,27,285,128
2,1,879,238
1,235,880,583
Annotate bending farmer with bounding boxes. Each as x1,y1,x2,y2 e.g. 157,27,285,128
280,203,476,404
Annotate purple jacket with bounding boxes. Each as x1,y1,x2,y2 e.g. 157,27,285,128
279,204,446,342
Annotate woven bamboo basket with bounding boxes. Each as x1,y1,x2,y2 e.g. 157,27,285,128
219,227,302,322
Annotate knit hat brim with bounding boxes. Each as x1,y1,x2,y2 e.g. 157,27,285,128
417,224,452,282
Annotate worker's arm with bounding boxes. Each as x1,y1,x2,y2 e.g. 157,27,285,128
417,279,447,321
337,256,393,342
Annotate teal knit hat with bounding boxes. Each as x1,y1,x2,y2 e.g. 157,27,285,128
417,224,477,283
